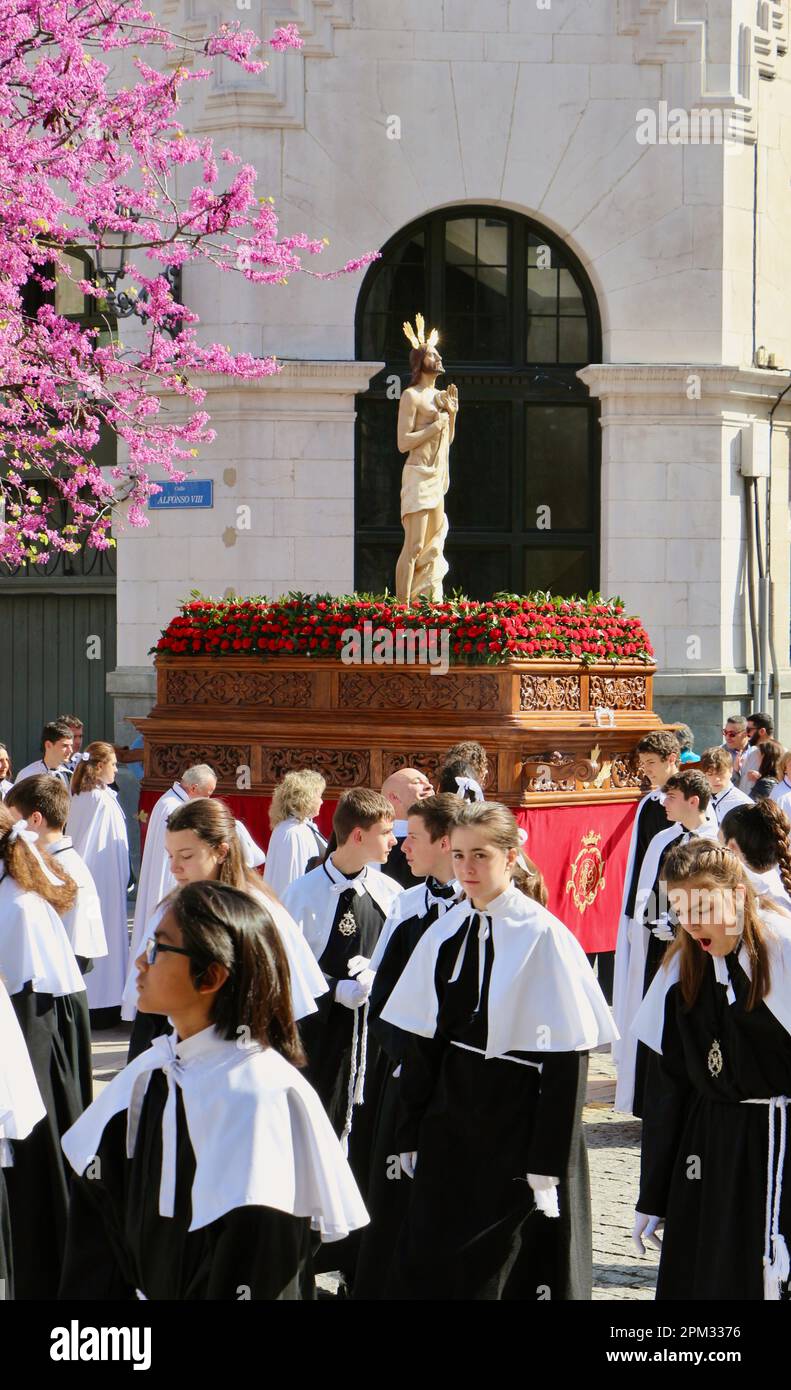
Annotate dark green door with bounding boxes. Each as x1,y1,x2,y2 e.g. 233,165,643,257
0,578,116,774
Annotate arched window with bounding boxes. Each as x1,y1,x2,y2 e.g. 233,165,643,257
355,207,601,600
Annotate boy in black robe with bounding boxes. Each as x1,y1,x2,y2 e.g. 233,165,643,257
354,793,463,1298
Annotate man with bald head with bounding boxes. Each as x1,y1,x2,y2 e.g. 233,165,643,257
380,766,434,887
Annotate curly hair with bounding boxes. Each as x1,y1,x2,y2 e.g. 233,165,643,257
269,770,326,830
0,803,76,914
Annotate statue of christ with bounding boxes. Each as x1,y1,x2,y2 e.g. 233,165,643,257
395,315,459,605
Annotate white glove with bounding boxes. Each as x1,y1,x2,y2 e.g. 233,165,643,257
347,955,371,977
335,978,370,1009
632,1212,663,1255
346,956,375,998
649,916,675,942
400,1151,417,1178
527,1173,560,1219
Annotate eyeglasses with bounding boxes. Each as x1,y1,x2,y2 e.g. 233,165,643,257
722,728,742,737
143,936,192,966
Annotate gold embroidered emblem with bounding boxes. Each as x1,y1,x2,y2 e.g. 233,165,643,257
337,909,358,938
707,1038,723,1078
566,831,606,914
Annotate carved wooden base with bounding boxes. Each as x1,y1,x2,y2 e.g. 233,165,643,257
134,656,663,807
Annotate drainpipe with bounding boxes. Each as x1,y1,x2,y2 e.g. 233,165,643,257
744,475,760,707
767,379,791,732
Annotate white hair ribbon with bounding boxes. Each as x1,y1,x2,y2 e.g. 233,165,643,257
517,826,529,847
455,775,484,803
80,752,91,762
7,818,39,846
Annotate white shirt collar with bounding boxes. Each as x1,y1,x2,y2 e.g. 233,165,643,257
172,782,190,803
322,855,368,895
467,885,523,920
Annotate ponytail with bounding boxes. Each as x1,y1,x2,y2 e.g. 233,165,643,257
0,804,76,914
70,741,115,796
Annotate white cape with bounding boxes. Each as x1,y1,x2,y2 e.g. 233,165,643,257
129,784,188,971
0,978,46,1151
47,838,108,961
67,788,130,1009
264,818,327,900
743,863,791,912
282,859,402,962
380,885,618,1057
61,1025,370,1240
0,872,85,998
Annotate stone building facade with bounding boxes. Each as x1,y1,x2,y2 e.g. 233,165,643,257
110,0,791,750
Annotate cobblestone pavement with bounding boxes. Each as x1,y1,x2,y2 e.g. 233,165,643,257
586,1051,659,1300
90,1030,658,1301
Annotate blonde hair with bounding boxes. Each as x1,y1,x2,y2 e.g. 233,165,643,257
70,741,115,795
269,770,326,830
512,854,549,906
0,803,76,914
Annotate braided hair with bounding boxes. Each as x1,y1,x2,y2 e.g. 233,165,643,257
720,798,791,897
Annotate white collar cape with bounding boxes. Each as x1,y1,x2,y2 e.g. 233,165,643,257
379,885,619,1057
0,979,46,1148
743,863,791,911
371,878,463,971
281,858,402,961
632,908,791,1053
248,889,328,1018
0,872,85,998
61,1026,370,1240
46,839,108,960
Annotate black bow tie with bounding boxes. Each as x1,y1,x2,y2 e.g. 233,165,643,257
427,878,456,900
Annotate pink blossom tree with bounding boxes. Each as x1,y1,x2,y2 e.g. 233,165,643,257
0,2,374,565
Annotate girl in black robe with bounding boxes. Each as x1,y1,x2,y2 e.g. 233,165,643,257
59,881,368,1301
0,806,86,1299
633,839,791,1299
379,801,617,1301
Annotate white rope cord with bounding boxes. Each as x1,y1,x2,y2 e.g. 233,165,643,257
339,1003,360,1158
743,1096,790,1299
354,1000,369,1106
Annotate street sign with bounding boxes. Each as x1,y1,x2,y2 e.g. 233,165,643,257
148,479,214,510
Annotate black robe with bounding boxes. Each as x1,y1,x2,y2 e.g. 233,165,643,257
638,952,791,1300
55,991,94,1110
386,917,591,1300
354,884,458,1299
4,984,85,1299
59,1072,315,1300
298,876,388,1282
127,1008,172,1063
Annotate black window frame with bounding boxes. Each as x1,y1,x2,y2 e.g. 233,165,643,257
354,206,602,600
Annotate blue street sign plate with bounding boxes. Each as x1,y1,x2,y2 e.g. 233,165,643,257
148,479,214,510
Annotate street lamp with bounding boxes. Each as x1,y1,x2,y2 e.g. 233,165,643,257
90,212,182,339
